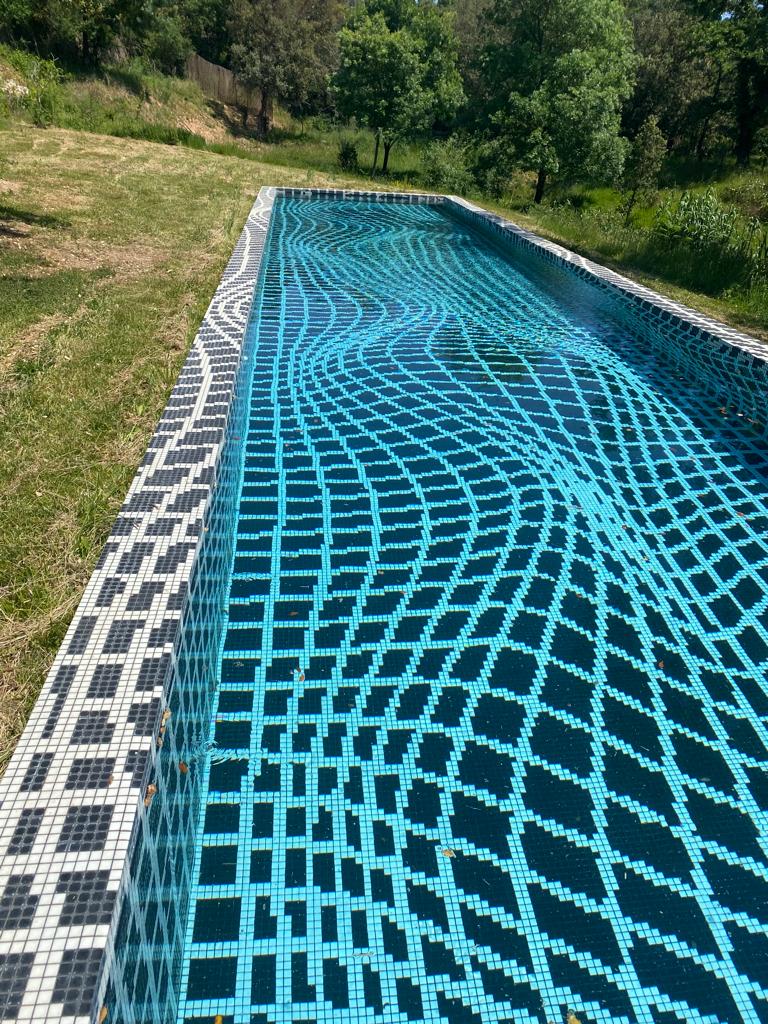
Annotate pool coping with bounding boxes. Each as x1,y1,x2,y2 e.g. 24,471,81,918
0,184,765,1024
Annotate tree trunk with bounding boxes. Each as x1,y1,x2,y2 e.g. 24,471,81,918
734,62,755,167
381,139,394,174
534,165,547,204
371,130,380,175
695,65,723,161
623,187,638,227
256,90,272,139
82,29,94,66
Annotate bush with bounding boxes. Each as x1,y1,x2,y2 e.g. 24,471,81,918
337,138,359,172
468,137,516,199
142,15,192,76
652,189,768,290
720,176,768,222
421,137,473,195
2,48,61,126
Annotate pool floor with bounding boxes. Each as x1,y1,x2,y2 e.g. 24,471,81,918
175,197,768,1024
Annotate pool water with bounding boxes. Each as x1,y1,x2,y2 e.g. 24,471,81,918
175,197,768,1024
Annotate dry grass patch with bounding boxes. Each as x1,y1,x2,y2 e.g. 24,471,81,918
0,122,386,771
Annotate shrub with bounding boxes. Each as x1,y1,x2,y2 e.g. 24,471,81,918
2,48,61,126
421,137,472,195
619,115,666,225
143,14,192,76
467,137,516,199
337,138,359,172
720,176,768,222
652,189,768,289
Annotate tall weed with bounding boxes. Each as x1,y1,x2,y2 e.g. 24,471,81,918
652,189,768,289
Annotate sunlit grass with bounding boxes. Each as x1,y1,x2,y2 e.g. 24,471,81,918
0,124,381,771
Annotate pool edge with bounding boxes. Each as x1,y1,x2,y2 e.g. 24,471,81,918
0,186,278,1024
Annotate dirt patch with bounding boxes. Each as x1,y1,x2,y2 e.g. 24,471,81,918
0,310,68,379
177,109,229,143
27,235,165,280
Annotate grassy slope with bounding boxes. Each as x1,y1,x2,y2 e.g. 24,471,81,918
1,115,766,772
0,124,376,771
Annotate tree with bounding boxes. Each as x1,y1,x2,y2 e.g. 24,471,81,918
623,0,725,154
721,1,768,166
0,0,147,64
683,0,768,166
77,0,147,64
480,0,636,202
620,115,667,224
334,1,463,173
453,0,491,100
227,0,343,137
179,0,230,65
335,12,427,172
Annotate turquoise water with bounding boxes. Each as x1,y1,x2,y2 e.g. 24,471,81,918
175,197,768,1024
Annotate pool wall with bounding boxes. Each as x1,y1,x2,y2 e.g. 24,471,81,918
0,188,277,1023
0,186,766,1024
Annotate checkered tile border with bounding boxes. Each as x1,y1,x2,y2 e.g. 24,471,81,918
0,185,764,1024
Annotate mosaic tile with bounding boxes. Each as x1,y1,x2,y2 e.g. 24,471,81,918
173,194,768,1024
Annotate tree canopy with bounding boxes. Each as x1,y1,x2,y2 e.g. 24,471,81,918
478,0,636,200
334,0,463,171
1,0,767,179
228,0,343,135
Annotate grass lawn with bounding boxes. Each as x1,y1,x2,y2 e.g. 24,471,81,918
0,121,765,773
0,123,380,771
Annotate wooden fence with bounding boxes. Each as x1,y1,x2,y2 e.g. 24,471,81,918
185,53,264,114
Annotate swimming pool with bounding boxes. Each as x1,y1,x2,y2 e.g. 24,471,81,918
0,189,766,1024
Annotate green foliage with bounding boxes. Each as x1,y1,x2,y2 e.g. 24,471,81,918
620,114,667,224
335,11,427,170
624,0,723,152
142,11,192,74
721,175,768,221
228,0,343,135
1,47,61,125
653,188,768,287
480,0,636,201
334,1,463,172
421,137,473,194
177,0,229,65
336,137,359,171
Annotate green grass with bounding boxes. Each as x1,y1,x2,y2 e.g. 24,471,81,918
0,123,380,771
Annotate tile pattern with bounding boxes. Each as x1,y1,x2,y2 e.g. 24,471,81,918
0,187,276,1023
448,197,768,426
174,196,768,1024
0,185,766,1024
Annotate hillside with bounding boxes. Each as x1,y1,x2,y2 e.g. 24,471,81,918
0,123,372,770
1,55,768,768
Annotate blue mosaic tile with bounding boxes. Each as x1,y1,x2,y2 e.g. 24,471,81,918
171,196,767,1024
